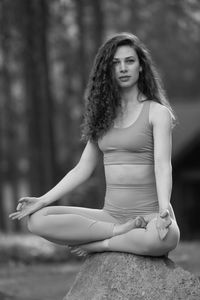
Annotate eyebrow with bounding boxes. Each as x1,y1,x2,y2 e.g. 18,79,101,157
113,56,135,60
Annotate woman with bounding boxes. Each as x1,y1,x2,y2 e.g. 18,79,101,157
9,33,180,257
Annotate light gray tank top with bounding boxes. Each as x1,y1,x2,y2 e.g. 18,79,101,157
98,100,154,165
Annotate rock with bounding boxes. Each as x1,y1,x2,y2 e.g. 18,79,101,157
64,252,200,300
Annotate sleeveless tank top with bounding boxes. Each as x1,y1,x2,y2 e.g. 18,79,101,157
97,100,154,165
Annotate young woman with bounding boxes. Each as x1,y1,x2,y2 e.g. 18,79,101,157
9,33,180,257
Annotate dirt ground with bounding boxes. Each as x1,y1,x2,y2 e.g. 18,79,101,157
0,241,199,300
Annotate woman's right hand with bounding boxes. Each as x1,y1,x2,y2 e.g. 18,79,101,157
9,197,45,220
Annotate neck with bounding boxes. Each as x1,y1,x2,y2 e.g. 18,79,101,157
120,85,141,111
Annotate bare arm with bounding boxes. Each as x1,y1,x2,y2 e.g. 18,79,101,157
40,140,100,206
151,103,173,214
9,140,101,220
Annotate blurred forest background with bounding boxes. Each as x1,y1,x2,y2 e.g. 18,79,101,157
0,0,200,239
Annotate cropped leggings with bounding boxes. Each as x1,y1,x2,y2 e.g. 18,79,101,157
27,204,180,257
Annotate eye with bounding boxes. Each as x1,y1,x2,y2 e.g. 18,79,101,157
112,60,119,65
126,59,135,63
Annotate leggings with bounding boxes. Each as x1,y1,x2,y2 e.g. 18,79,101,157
28,205,121,245
27,204,180,256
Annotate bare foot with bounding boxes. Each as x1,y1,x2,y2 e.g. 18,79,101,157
67,216,148,256
68,239,109,256
68,245,88,257
135,216,148,228
113,216,147,236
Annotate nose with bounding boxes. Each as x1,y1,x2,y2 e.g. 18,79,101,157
119,61,127,73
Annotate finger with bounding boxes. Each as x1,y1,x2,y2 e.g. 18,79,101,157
156,216,171,229
18,197,29,203
9,212,20,218
160,209,169,218
16,203,23,211
158,228,168,240
166,219,172,228
10,214,21,220
18,213,29,220
11,216,22,220
163,218,172,228
18,197,32,204
10,211,28,220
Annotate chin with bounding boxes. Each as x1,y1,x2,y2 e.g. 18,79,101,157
119,82,136,89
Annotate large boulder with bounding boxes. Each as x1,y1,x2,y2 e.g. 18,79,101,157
64,252,200,300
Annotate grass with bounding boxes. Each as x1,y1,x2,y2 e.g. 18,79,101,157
0,234,199,300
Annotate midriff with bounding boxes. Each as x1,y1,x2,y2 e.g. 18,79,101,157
104,164,155,186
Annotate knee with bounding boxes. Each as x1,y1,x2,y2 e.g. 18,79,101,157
145,219,180,256
166,220,180,250
27,209,46,235
143,236,168,257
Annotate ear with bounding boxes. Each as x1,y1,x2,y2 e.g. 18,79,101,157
139,66,142,72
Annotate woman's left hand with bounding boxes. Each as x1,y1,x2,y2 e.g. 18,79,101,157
156,209,172,240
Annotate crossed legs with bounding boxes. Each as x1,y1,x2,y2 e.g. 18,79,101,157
27,206,180,256
27,206,143,246
77,217,180,257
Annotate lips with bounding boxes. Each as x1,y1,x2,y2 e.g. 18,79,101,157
119,76,131,81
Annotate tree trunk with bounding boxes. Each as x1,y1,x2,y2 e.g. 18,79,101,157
90,0,104,55
74,0,88,99
20,0,57,195
89,0,105,209
0,0,19,231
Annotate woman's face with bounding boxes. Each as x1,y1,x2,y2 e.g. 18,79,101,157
113,45,141,89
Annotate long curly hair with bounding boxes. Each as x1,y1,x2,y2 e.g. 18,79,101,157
81,32,176,142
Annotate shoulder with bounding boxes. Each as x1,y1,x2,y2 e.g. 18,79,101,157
149,101,172,128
